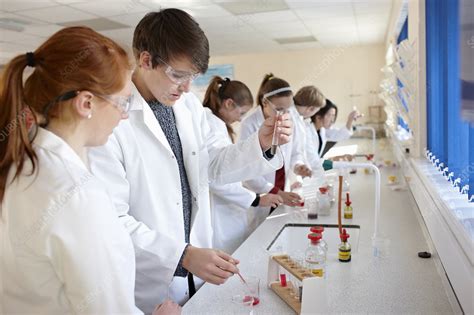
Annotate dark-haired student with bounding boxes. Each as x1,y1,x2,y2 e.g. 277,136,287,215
88,9,293,313
310,99,360,158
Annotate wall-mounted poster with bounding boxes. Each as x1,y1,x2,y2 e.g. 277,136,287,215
190,64,234,102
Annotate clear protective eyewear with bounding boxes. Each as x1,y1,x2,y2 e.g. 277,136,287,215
96,94,132,113
155,56,200,85
264,97,292,114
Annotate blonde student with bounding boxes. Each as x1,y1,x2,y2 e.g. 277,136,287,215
203,76,283,253
0,27,179,315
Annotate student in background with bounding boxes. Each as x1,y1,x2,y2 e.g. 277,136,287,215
88,9,293,312
203,76,283,253
293,86,327,173
311,99,360,158
0,27,179,315
240,73,311,224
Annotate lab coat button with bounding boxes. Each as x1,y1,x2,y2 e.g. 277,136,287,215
192,151,196,155
171,155,175,159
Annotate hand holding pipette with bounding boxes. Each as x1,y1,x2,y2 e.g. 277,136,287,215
258,111,292,152
182,246,239,285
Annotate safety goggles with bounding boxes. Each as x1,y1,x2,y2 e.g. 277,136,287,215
263,97,293,114
155,56,200,85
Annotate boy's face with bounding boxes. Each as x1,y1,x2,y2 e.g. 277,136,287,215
137,52,200,106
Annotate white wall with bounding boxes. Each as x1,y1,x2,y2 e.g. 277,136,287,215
205,44,386,126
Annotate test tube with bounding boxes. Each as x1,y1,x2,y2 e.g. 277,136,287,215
271,110,283,155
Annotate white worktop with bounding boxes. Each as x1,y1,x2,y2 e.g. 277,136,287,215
183,139,458,314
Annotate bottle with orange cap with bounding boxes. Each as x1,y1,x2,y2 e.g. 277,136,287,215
305,233,326,277
344,192,353,219
310,226,328,252
338,229,351,262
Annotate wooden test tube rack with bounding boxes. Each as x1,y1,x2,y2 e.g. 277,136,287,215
269,254,316,314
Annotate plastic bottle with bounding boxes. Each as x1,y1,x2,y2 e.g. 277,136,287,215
310,226,328,252
317,187,331,216
338,229,351,262
305,233,326,277
344,192,353,219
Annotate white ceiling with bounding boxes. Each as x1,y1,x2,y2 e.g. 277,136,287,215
0,0,393,65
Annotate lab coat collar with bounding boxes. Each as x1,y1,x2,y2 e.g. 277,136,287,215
34,127,89,172
128,82,175,154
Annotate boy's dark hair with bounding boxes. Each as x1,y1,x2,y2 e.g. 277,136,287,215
133,8,209,73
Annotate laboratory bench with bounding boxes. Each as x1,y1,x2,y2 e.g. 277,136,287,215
183,139,461,314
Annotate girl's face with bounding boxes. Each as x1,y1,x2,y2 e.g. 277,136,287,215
295,105,320,119
87,79,131,146
262,95,293,119
219,99,252,124
322,107,337,129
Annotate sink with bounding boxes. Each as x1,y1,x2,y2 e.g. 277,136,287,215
267,223,360,256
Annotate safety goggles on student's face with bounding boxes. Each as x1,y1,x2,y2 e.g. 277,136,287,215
95,94,132,113
42,91,131,123
155,56,200,85
264,97,293,114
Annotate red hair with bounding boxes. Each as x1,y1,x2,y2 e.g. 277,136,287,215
0,26,131,202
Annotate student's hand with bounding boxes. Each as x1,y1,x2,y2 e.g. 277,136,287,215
277,191,303,207
346,110,363,129
294,164,312,177
259,193,283,208
182,246,240,285
258,113,293,150
152,300,181,315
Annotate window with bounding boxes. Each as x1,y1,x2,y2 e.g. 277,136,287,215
426,0,473,200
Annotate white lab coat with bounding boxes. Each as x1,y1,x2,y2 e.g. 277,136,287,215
1,128,141,315
88,84,282,314
205,108,267,254
239,106,305,227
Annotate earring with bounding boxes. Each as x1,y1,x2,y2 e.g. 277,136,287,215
87,113,92,119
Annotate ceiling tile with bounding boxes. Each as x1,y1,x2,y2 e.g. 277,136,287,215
69,1,149,17
107,12,147,27
215,0,289,15
1,28,46,45
238,9,299,25
16,5,97,23
183,4,232,18
22,23,63,37
294,4,354,20
1,0,57,12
